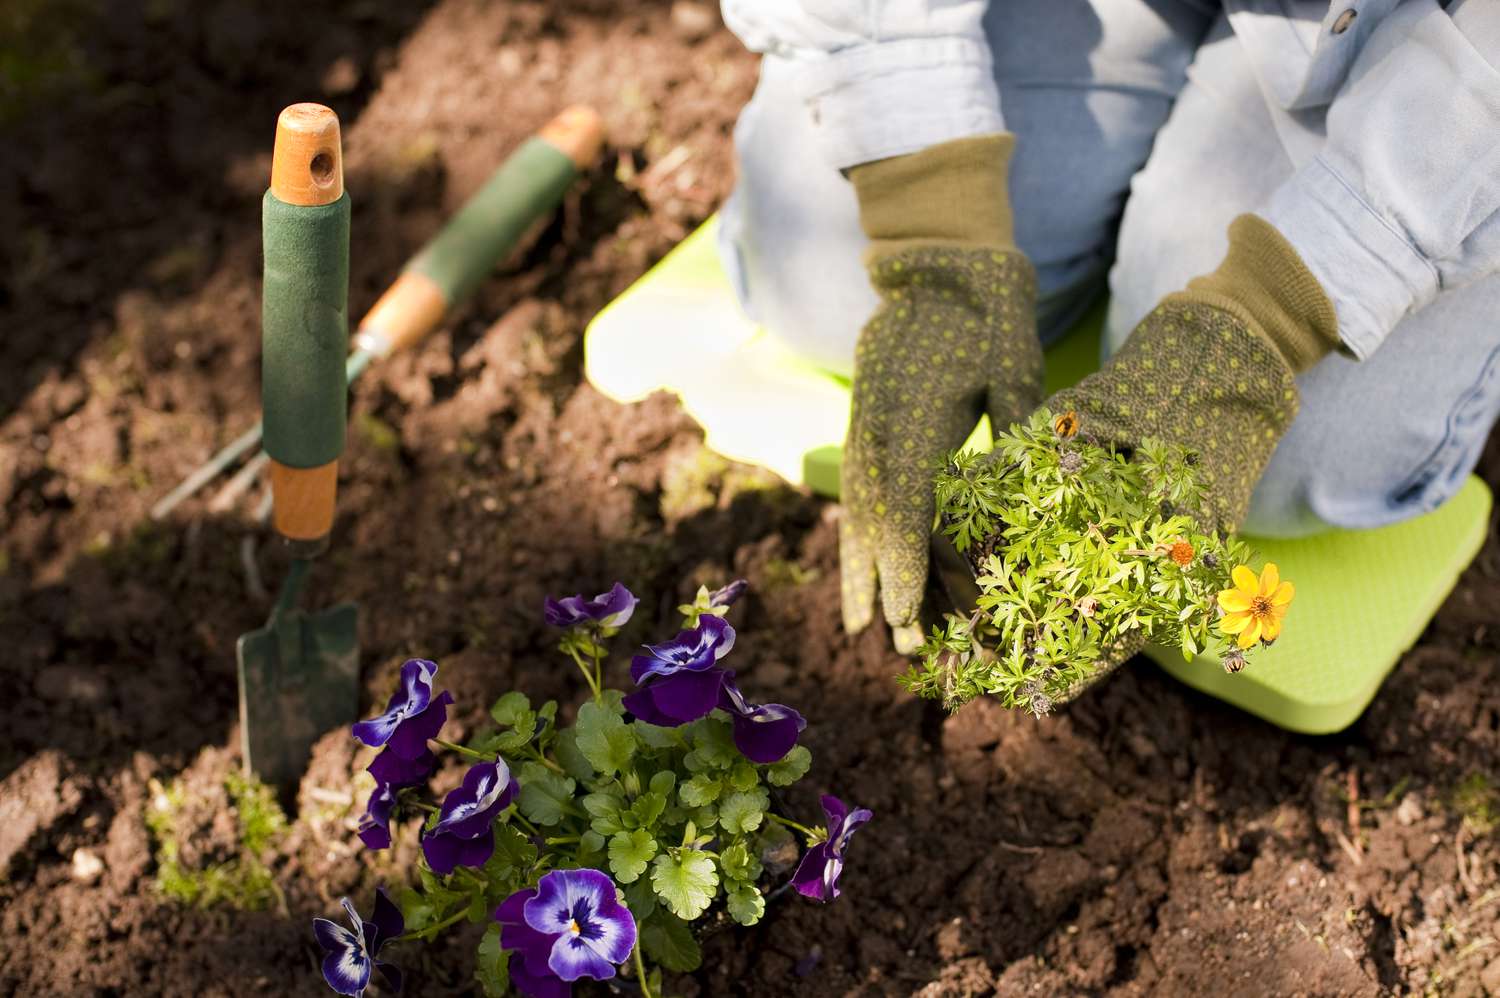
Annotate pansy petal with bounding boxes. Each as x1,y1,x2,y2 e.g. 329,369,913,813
454,830,496,870
819,795,850,831
351,712,402,749
322,946,373,997
1271,581,1295,606
420,829,461,876
1231,565,1259,595
621,687,679,727
375,961,403,995
370,888,404,949
836,805,873,852
1258,562,1280,597
732,712,803,764
509,953,571,998
495,887,537,926
368,747,436,787
648,668,726,723
1217,589,1252,613
386,691,453,759
313,916,358,954
791,843,833,901
548,932,618,982
524,869,575,935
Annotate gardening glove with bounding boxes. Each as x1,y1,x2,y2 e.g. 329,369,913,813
841,134,1044,652
1043,212,1340,701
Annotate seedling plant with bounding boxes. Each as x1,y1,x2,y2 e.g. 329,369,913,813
313,581,870,997
905,409,1295,715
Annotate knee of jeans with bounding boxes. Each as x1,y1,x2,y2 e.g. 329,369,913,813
1241,424,1482,539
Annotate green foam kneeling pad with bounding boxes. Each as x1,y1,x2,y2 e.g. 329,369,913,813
583,214,1493,733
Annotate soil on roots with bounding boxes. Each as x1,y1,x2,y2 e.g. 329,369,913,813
4,2,1500,996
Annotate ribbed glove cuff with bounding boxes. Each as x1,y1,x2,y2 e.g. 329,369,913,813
1178,213,1340,373
849,134,1018,255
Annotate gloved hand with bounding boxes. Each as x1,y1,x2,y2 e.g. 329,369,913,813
841,134,1044,652
1042,212,1340,701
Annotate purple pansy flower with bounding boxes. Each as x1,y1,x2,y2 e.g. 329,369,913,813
368,747,436,787
544,583,639,629
628,615,735,683
353,659,454,760
495,869,637,995
791,796,873,903
358,748,437,851
718,673,806,764
708,579,749,608
621,616,736,727
420,759,518,876
358,785,400,850
313,888,404,997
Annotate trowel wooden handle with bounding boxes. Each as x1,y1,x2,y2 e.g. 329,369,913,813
353,105,606,357
264,103,349,551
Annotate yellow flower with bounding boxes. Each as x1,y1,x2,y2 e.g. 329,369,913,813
1216,562,1294,650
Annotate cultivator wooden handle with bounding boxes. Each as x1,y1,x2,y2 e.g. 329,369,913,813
353,105,604,357
262,103,350,553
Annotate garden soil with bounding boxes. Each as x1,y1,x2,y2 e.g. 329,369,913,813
4,2,1500,995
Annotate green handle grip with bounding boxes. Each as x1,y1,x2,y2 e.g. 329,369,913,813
261,190,350,469
407,137,578,306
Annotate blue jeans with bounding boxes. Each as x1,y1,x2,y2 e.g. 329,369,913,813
719,0,1500,537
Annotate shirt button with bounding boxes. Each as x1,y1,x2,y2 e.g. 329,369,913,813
1331,8,1357,35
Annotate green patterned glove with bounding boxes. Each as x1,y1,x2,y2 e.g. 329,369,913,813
841,135,1044,651
1048,213,1340,533
1041,213,1339,702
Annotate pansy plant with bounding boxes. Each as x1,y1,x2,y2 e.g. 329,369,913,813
905,409,1295,713
315,581,869,998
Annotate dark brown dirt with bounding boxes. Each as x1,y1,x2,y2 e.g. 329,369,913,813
4,2,1500,996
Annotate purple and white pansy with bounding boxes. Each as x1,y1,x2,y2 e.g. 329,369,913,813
791,795,873,902
420,759,519,876
313,888,404,997
359,748,437,851
544,582,639,630
496,868,637,997
352,659,454,760
621,615,736,727
718,673,806,764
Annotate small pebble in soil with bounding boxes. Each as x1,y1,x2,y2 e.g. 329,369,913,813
71,847,104,884
671,1,716,42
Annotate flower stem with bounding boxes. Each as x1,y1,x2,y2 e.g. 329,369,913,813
545,835,581,845
633,943,655,998
524,745,565,774
567,648,604,702
766,812,818,840
411,801,440,815
433,739,488,760
391,904,467,943
511,813,542,837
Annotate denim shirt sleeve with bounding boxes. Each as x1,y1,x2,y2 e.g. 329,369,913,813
1262,0,1500,359
720,0,1005,170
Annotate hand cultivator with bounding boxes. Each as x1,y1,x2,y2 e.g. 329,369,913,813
213,103,604,794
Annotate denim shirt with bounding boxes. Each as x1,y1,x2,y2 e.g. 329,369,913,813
721,0,1500,358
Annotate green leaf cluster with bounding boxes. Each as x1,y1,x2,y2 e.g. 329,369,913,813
906,409,1257,712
